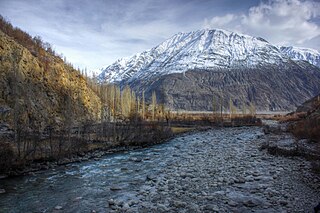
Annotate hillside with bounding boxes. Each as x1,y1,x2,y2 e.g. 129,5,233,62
0,28,101,132
286,94,320,142
99,29,320,112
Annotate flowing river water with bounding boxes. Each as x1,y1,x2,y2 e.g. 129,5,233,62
0,126,319,212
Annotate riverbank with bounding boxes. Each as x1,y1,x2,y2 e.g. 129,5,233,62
0,125,204,178
260,120,320,175
0,115,261,178
0,125,319,212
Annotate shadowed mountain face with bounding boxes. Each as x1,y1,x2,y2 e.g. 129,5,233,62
99,29,320,111
127,63,320,111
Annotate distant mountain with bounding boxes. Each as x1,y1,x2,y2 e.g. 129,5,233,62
279,46,320,68
99,29,320,111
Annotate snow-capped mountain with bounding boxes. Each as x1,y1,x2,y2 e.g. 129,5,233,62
279,46,320,68
99,29,289,83
98,29,320,111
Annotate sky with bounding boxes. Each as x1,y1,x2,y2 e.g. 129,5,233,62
0,0,319,73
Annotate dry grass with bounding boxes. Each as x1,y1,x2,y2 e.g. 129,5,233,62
271,112,306,123
171,127,194,134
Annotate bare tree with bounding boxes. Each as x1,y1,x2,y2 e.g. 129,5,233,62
121,85,132,117
229,98,237,119
242,101,247,116
212,95,218,120
249,101,256,116
142,90,145,120
152,91,157,121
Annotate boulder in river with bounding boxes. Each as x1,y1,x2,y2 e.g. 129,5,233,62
54,205,63,210
146,174,157,182
110,185,122,191
129,157,142,162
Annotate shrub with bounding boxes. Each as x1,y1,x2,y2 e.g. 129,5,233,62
289,118,320,142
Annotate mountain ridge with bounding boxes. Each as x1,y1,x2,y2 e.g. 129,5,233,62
99,28,291,83
278,46,320,68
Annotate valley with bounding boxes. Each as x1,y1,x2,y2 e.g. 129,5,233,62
1,2,320,212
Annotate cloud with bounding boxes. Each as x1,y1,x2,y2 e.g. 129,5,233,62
204,14,236,29
203,0,320,48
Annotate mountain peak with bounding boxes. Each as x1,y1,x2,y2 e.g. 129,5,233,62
99,28,283,83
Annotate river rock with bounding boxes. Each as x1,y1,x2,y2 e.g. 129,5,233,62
73,196,83,201
110,185,122,191
203,204,219,211
54,205,63,210
172,200,186,208
157,204,168,211
146,174,157,182
108,199,115,206
227,191,265,207
129,157,142,162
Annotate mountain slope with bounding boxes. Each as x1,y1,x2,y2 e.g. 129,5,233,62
0,29,101,130
99,29,320,111
279,46,320,68
99,29,288,83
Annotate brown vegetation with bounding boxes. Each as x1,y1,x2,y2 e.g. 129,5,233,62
288,95,320,142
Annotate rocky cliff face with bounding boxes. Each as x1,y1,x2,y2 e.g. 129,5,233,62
129,63,320,112
0,30,101,130
99,29,320,111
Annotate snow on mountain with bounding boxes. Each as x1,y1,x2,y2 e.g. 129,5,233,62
279,46,320,68
99,29,289,83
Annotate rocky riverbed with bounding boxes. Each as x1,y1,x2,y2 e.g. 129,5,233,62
0,126,319,212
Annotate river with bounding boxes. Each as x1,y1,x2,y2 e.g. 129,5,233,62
0,126,319,212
